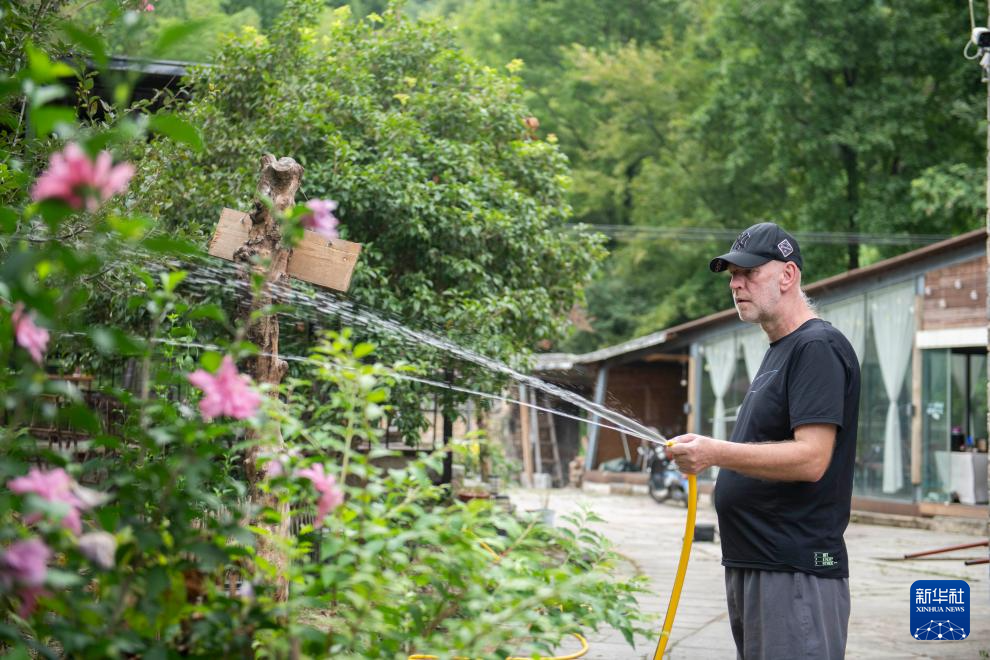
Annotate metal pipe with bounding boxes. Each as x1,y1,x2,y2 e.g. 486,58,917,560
903,540,989,559
584,366,609,471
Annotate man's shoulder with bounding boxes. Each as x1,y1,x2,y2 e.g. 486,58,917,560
791,319,860,374
795,318,851,347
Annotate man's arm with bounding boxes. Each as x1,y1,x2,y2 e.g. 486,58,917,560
667,423,837,482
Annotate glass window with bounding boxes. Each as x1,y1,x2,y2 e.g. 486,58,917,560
854,282,915,500
921,349,950,501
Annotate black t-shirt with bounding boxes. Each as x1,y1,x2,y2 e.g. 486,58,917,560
713,318,861,578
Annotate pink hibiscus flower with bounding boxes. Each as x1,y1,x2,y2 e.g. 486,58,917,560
11,303,49,365
187,356,262,421
301,198,340,240
77,531,117,570
0,538,51,588
8,467,88,535
296,463,344,526
0,539,52,617
31,142,134,212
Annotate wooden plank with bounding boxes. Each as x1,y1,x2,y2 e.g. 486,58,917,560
208,208,361,292
289,228,361,292
208,208,252,261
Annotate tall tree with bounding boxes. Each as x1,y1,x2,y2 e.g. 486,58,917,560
455,0,985,350
695,1,984,271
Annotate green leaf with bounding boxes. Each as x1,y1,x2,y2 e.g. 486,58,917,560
148,113,204,152
31,199,74,229
151,20,211,58
60,23,108,69
89,326,146,356
200,351,223,372
29,106,76,137
140,235,200,256
29,84,67,108
0,644,29,660
25,43,74,83
0,207,17,233
159,269,187,294
188,304,228,324
106,214,152,241
0,77,19,99
353,342,376,358
0,109,18,130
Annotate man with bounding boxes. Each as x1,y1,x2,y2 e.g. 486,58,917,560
669,222,860,660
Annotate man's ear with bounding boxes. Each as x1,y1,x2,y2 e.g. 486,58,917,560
779,262,800,292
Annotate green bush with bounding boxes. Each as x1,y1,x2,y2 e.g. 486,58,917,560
132,0,606,436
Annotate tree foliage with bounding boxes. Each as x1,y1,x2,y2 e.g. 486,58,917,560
134,0,605,417
453,0,985,350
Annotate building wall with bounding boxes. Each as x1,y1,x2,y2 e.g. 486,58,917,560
595,362,688,464
922,255,987,330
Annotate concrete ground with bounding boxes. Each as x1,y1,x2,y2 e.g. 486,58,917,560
508,487,990,659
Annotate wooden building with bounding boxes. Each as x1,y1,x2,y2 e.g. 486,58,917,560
525,229,988,518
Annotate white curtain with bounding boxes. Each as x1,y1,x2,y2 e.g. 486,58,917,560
738,330,768,383
824,297,866,366
705,335,737,441
869,285,915,494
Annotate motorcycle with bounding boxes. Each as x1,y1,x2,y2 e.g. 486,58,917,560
639,443,689,506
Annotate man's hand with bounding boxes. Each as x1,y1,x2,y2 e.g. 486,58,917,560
667,433,723,475
667,424,837,482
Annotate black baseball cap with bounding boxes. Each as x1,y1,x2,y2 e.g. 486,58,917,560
709,222,803,272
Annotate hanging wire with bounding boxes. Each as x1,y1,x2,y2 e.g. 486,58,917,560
567,224,951,246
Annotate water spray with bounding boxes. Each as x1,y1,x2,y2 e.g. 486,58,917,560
115,256,696,657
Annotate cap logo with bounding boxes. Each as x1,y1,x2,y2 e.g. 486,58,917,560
732,231,751,251
777,239,794,258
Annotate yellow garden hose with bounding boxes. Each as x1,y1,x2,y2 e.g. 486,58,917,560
652,471,698,659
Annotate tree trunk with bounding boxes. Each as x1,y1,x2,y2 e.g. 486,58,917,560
233,153,304,602
839,143,860,270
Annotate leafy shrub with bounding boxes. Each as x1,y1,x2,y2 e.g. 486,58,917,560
132,0,606,438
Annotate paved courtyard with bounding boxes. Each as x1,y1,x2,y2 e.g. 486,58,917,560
509,487,990,659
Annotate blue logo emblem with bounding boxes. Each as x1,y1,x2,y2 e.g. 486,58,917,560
910,580,969,641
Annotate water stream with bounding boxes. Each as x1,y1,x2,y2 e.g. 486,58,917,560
161,257,668,447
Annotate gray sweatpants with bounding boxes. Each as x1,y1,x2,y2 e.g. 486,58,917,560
724,567,849,660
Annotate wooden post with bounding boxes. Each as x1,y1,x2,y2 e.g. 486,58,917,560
518,385,533,487
910,290,924,490
530,387,543,476
686,349,698,434
234,154,303,601
584,366,608,470
543,393,564,486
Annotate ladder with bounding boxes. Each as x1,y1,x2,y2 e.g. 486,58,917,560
533,390,564,487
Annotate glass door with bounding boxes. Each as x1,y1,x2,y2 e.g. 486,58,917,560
921,349,950,501
921,348,988,504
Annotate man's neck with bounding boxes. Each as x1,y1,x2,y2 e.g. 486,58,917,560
761,303,816,343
